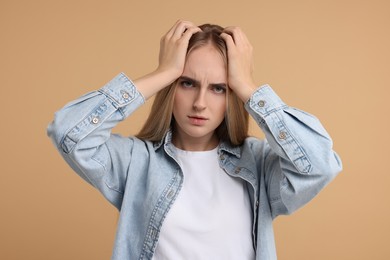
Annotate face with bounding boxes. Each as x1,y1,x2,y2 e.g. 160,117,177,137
172,45,227,150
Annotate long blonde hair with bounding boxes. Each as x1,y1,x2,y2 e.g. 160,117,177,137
136,24,249,146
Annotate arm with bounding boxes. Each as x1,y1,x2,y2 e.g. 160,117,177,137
246,85,342,217
221,27,342,217
47,74,145,209
47,20,200,208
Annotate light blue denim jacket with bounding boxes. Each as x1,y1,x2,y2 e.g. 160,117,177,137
47,73,342,259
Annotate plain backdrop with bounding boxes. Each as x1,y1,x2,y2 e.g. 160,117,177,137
1,0,389,259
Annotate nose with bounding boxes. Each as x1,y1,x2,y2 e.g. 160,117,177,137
193,88,206,111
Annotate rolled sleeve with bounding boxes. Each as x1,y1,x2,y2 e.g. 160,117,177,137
99,73,144,109
47,73,147,208
245,85,312,174
246,85,286,117
55,73,145,154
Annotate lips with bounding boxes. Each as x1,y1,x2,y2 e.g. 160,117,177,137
188,115,208,126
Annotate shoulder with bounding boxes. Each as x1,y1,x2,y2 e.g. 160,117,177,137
241,136,268,153
107,134,157,157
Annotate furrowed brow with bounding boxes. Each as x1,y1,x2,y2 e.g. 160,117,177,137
210,83,227,88
180,76,226,88
178,76,199,85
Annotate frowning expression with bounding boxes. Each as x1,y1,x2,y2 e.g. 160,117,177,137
172,45,227,149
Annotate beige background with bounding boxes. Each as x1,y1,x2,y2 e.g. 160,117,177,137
1,0,389,259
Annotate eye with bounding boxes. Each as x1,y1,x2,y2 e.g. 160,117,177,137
212,85,226,94
180,80,194,88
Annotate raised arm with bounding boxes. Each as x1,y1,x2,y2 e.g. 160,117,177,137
221,26,342,217
246,86,342,217
47,20,200,208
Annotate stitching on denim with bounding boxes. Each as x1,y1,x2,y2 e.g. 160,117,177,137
140,170,180,259
274,112,312,174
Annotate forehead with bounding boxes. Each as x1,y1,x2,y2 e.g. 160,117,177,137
183,45,227,83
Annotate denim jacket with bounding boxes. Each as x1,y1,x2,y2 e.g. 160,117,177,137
47,73,342,259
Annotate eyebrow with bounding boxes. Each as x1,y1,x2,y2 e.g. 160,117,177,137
178,76,227,88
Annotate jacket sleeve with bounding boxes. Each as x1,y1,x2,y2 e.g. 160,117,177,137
47,73,145,209
245,85,342,218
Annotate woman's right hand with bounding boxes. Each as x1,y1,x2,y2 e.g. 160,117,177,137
134,20,201,100
157,20,201,79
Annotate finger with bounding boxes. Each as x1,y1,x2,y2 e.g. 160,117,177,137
164,20,180,39
163,20,191,40
171,20,196,40
220,32,236,50
180,26,202,42
223,26,248,47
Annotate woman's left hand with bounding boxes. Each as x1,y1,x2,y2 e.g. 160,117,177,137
221,27,257,102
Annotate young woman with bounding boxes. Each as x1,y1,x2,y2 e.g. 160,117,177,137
48,20,342,259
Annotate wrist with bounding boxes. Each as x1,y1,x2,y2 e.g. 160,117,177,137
154,66,181,84
231,81,257,103
133,69,179,100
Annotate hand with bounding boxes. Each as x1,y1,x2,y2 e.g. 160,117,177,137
157,20,201,80
134,20,201,100
220,27,257,102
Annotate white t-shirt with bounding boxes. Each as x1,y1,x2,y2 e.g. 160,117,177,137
152,146,255,260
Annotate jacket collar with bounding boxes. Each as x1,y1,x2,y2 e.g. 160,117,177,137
153,129,241,159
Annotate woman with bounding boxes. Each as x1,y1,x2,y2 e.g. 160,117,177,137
48,20,342,259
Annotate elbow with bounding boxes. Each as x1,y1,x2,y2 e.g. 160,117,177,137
47,117,62,149
317,151,342,181
307,151,342,194
275,152,342,217
47,112,70,153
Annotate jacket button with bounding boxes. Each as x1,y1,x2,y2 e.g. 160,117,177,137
219,154,225,160
278,131,287,140
258,100,266,107
92,117,99,124
122,91,130,99
234,167,241,174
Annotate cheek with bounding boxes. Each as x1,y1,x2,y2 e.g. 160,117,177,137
212,97,227,117
172,99,179,118
173,92,187,115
